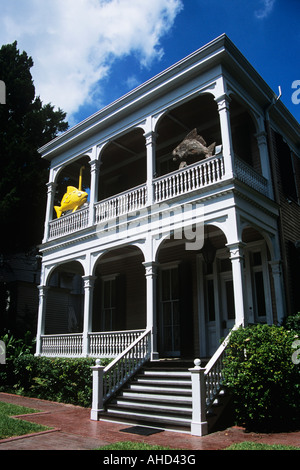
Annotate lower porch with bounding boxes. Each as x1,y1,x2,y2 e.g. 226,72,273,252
37,224,283,359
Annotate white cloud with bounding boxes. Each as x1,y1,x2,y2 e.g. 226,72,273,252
255,0,275,19
0,0,183,120
125,75,140,90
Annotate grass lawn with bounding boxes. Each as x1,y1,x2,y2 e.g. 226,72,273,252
225,441,300,450
0,401,50,440
96,440,300,451
96,441,175,450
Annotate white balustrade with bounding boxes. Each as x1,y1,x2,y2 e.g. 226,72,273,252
90,329,151,419
95,184,147,223
190,324,239,436
89,330,145,357
48,207,89,240
154,155,225,203
235,157,268,196
47,154,269,241
41,333,83,357
40,329,146,358
204,324,240,408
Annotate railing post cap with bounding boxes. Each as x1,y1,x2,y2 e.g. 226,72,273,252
189,358,203,372
91,358,105,371
194,358,201,368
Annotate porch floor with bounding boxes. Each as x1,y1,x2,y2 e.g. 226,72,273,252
1,393,300,450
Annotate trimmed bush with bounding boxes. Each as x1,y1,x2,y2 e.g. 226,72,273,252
1,355,110,408
223,324,300,431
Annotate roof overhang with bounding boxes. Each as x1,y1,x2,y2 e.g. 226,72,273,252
39,33,300,161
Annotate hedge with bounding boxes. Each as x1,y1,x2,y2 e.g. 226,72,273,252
222,324,300,431
1,355,110,408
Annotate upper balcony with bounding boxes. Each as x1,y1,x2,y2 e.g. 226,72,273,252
43,93,271,244
47,153,269,241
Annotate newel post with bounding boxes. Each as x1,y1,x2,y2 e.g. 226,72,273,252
90,359,105,421
189,359,208,436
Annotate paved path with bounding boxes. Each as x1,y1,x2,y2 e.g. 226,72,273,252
0,392,299,451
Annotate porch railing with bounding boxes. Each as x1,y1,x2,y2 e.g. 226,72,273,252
154,155,225,203
95,184,147,223
190,324,240,436
40,333,83,357
235,157,268,196
48,206,89,240
46,154,269,242
89,329,145,357
40,329,145,358
204,324,239,408
90,329,151,419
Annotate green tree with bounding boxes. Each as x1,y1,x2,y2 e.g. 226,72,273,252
0,41,68,252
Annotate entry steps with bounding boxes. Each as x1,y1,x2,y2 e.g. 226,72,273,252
100,360,231,433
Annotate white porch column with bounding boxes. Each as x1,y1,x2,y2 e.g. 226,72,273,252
35,285,49,356
227,242,247,327
144,131,157,206
215,94,234,179
43,181,57,242
82,275,97,356
143,261,159,360
88,158,100,226
269,260,286,324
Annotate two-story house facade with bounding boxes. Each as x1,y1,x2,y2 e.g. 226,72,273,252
35,34,300,368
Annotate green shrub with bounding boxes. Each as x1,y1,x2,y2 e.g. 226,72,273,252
283,312,300,334
223,324,300,431
0,332,35,387
12,355,101,407
0,333,112,407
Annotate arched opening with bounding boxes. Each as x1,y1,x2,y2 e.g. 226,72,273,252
45,261,84,334
98,128,146,201
53,155,91,219
155,94,221,177
92,245,146,332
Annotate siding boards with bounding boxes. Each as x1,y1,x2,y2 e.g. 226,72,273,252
270,128,300,314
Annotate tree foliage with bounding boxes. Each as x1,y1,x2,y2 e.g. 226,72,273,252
0,41,68,252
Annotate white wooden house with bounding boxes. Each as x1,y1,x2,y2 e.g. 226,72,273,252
35,35,300,434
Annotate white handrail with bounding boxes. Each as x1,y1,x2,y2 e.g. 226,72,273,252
204,324,240,407
190,324,241,436
102,328,151,403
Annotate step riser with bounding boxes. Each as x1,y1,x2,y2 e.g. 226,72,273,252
101,361,227,432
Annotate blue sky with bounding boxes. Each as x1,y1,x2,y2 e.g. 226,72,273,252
0,0,299,127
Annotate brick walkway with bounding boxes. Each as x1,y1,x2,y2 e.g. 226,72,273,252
0,392,299,450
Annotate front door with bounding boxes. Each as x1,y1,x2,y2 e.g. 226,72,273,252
160,266,180,357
